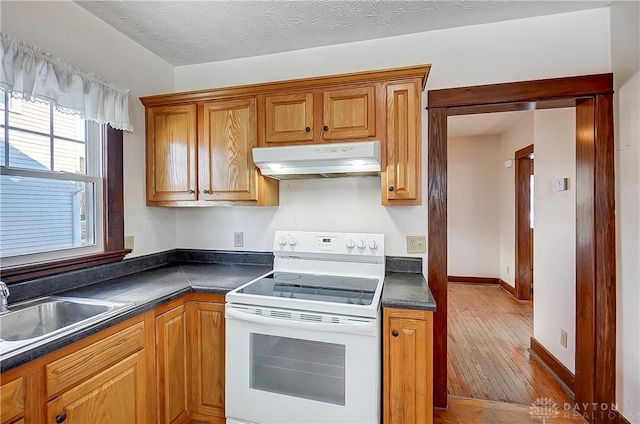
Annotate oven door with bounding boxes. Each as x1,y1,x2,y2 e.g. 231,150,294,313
225,304,380,424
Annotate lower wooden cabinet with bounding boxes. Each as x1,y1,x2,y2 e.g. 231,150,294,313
156,305,190,424
383,307,434,424
46,351,150,424
0,294,225,424
188,302,225,421
1,313,154,424
0,376,24,424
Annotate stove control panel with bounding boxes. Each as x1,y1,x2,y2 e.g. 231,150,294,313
273,231,385,257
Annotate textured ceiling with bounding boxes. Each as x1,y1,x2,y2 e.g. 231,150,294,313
74,0,613,66
448,111,531,138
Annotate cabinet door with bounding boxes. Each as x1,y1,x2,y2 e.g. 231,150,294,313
322,86,376,140
1,377,23,424
156,305,190,424
47,350,150,424
383,308,433,424
146,105,198,204
188,302,225,419
199,99,259,202
384,81,421,205
263,93,314,144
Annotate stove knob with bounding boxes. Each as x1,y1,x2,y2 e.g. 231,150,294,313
288,236,297,247
357,239,366,250
278,236,287,247
369,240,378,250
345,238,356,249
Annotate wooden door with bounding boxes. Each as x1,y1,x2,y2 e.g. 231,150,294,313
322,86,376,140
146,105,198,204
384,81,421,205
515,145,534,301
188,302,225,419
383,308,433,424
47,351,150,424
156,305,190,424
199,98,259,202
263,93,314,144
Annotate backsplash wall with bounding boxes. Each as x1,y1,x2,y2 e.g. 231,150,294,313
175,176,427,262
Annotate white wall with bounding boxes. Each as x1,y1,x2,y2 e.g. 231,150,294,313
174,9,611,262
498,113,534,287
447,136,501,278
176,177,425,256
0,1,177,258
611,1,640,420
532,108,577,373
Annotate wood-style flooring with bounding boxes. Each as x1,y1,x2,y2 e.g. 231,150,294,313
447,283,572,407
434,396,587,423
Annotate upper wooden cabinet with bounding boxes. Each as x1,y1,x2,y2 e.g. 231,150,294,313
199,99,261,202
259,85,376,146
140,65,429,206
145,98,278,207
383,80,422,206
263,93,314,144
322,86,376,140
146,105,198,203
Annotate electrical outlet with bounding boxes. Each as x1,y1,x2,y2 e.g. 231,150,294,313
234,232,244,248
507,265,510,275
560,329,568,348
124,235,134,251
406,236,426,254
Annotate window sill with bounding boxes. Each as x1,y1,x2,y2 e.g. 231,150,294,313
1,249,132,283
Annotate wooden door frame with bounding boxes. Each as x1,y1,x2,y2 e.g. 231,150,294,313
515,145,534,301
427,74,615,423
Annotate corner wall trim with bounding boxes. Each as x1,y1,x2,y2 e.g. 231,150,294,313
499,279,517,298
529,337,575,396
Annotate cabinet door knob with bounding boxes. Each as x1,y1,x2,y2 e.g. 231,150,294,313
203,189,210,194
323,125,329,131
388,186,395,192
305,127,311,132
392,330,399,337
56,413,67,423
189,189,195,194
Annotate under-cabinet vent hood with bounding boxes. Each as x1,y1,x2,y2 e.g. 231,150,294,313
253,141,381,180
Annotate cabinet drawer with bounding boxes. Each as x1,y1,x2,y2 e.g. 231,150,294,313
46,321,145,397
1,377,24,423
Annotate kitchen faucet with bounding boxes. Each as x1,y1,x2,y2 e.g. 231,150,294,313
0,280,10,314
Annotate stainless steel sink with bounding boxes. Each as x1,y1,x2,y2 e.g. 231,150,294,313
0,296,132,357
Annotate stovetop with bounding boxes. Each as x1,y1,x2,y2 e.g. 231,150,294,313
236,272,379,306
226,231,386,318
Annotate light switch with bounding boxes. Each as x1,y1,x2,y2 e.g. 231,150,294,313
553,178,568,191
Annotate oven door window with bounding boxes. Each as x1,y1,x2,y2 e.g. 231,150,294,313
250,333,346,406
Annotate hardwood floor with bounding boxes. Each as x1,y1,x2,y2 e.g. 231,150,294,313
435,396,587,423
447,283,572,407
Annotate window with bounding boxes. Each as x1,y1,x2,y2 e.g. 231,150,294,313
0,91,104,265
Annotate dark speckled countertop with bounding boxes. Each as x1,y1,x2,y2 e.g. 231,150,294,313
1,258,435,373
382,271,436,311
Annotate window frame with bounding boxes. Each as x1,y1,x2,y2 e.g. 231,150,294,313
1,125,129,282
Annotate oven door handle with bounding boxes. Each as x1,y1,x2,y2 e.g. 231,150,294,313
225,307,376,335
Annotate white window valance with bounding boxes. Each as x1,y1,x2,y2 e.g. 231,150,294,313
0,33,133,132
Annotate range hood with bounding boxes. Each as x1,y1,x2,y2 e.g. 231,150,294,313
253,140,381,180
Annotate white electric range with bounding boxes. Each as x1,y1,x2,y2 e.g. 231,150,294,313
225,230,385,424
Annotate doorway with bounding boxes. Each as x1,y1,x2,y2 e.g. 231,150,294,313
515,145,534,301
427,74,616,423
